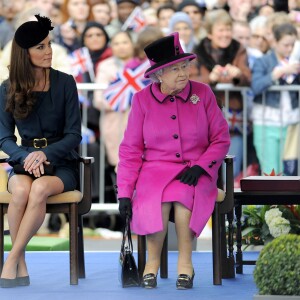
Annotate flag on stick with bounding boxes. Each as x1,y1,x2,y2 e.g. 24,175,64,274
121,7,146,33
104,61,151,112
68,47,95,81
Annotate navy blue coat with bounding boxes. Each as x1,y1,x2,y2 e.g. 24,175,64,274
0,68,82,166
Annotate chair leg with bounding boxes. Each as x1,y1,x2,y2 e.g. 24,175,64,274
160,232,168,278
78,215,85,279
69,203,79,285
0,205,4,273
212,204,222,285
137,235,146,279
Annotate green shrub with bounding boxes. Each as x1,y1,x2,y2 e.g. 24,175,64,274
253,234,300,295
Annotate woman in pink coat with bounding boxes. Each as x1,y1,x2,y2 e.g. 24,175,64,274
117,32,230,290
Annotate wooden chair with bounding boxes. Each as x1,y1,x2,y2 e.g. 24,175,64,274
0,155,94,285
137,155,235,285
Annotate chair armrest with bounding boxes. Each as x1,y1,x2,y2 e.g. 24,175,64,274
220,155,235,214
78,156,94,165
78,156,94,215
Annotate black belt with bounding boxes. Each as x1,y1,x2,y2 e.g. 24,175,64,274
21,137,61,148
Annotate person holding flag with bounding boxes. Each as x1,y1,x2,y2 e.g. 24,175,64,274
105,0,141,41
94,31,135,168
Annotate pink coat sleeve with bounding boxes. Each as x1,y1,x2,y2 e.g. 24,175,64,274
190,87,230,181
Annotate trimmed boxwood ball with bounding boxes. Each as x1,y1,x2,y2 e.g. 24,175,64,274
253,234,300,295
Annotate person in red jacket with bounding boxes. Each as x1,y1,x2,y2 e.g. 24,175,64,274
117,32,230,289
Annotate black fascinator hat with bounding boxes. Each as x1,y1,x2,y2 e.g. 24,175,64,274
14,14,54,49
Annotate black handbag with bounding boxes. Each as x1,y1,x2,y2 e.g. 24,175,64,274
118,215,140,288
13,164,55,176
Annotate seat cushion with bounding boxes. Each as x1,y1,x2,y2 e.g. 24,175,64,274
0,190,82,204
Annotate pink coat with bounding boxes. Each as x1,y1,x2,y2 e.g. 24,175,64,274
117,80,230,237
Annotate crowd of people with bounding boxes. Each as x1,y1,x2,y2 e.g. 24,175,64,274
0,0,300,184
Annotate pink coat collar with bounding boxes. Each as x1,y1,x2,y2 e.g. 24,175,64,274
150,81,192,103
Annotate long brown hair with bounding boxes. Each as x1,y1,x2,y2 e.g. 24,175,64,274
5,39,37,119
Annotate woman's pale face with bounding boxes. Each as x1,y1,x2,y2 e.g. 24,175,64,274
111,32,134,60
275,34,297,60
67,0,90,22
209,23,232,49
91,3,111,26
159,61,190,94
173,22,193,46
182,5,202,31
158,8,175,29
28,35,52,68
83,27,107,51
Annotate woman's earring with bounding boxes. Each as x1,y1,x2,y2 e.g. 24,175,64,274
159,79,162,83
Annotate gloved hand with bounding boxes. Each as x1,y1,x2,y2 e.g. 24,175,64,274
180,165,205,186
118,198,132,220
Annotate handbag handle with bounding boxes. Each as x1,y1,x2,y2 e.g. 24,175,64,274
121,215,134,253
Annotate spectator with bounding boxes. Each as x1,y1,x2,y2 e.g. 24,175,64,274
169,12,195,52
251,23,300,175
192,9,252,178
26,0,56,16
227,0,252,22
93,31,135,168
177,0,206,44
232,20,252,50
105,0,140,40
156,3,176,35
248,15,269,68
89,0,113,26
148,0,173,10
52,0,91,53
0,0,26,50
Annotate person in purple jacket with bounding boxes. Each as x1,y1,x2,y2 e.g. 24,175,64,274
117,32,230,290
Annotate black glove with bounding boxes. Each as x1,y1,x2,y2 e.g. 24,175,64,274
180,165,205,186
118,198,132,220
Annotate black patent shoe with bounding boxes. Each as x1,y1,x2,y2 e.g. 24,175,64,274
176,270,195,290
141,273,157,289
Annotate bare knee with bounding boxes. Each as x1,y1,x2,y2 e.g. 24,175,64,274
28,181,49,205
10,185,31,209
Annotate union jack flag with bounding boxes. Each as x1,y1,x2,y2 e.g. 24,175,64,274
228,108,243,134
121,7,146,33
68,47,95,81
104,61,151,112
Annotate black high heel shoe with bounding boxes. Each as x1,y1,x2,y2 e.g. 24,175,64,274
176,270,195,289
0,277,18,288
17,275,30,286
141,273,157,289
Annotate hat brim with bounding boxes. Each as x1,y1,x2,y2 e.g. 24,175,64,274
144,53,196,78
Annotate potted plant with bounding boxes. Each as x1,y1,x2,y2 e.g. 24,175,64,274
241,205,300,247
253,234,300,299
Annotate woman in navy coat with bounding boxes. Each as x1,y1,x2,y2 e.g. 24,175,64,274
0,15,81,287
117,32,230,289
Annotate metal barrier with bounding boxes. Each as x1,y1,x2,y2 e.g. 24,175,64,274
77,83,300,211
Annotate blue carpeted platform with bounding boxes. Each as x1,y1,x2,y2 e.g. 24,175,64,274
1,251,259,300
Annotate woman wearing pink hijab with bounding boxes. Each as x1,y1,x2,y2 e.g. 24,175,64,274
117,32,230,289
